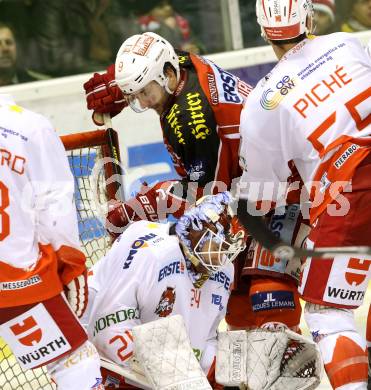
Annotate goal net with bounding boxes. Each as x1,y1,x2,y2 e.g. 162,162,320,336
0,128,123,390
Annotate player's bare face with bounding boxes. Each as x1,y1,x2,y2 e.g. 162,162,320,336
0,28,16,70
128,81,170,114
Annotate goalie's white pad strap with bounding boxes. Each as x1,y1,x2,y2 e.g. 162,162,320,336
216,330,248,386
216,329,323,390
132,315,212,390
100,356,152,390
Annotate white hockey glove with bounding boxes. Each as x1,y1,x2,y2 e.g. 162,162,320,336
132,315,212,390
216,329,323,390
64,271,88,318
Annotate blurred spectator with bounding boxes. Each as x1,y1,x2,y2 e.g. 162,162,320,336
0,22,48,86
31,0,119,77
137,0,202,54
313,0,336,35
240,1,266,47
341,0,371,32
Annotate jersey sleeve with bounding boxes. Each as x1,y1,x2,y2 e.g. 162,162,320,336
28,116,86,284
191,54,252,189
89,237,159,367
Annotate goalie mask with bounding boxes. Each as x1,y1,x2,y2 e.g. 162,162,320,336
256,0,314,41
115,32,180,113
175,192,246,273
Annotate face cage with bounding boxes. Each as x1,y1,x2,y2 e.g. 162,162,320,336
193,228,245,272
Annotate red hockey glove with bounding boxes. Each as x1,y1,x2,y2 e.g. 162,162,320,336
106,181,191,240
56,245,88,318
83,64,128,126
64,270,88,318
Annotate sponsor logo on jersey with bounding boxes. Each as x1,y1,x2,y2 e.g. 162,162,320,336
166,103,185,145
327,286,365,301
104,375,120,388
333,144,360,169
319,172,331,193
10,316,42,346
207,73,219,105
93,308,140,336
209,271,231,291
211,293,224,311
345,258,371,286
251,291,295,312
186,92,212,140
261,321,288,331
0,275,42,290
214,65,242,104
90,377,104,390
158,260,185,281
64,343,97,367
2,303,71,369
17,336,69,367
311,330,326,343
155,287,176,317
260,75,296,110
187,159,206,181
123,233,157,269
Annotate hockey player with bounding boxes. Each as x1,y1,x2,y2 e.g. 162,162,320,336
83,31,305,335
83,192,246,388
237,1,371,389
0,95,103,390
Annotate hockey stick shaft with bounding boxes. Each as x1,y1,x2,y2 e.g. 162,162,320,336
103,113,126,202
237,199,371,260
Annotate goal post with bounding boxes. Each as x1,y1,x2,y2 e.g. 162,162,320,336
0,128,123,390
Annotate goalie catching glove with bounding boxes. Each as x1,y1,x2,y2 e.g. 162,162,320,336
83,64,128,126
216,329,323,390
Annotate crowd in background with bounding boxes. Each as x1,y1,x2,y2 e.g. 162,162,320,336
0,0,370,86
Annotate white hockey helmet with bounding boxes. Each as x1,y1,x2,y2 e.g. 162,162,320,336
256,0,314,41
115,32,179,96
176,192,246,273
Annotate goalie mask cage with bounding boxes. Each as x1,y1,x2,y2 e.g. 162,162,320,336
0,128,123,390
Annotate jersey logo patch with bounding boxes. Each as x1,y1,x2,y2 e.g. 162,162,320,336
251,291,295,312
155,287,176,317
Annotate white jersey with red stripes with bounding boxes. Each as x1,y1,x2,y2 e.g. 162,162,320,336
0,94,79,269
239,33,371,222
86,220,233,373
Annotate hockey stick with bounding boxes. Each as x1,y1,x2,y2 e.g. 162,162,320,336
102,113,126,203
100,356,152,389
237,199,371,260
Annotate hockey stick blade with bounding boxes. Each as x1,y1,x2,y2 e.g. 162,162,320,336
237,199,371,260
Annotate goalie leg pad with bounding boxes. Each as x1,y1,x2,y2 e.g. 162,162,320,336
132,315,212,390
